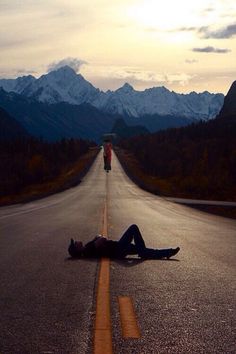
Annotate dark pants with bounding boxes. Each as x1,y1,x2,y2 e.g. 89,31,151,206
117,224,172,259
103,156,111,170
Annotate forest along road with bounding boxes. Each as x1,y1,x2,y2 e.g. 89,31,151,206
0,150,235,354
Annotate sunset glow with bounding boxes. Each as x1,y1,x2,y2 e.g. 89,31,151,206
127,0,205,29
0,0,235,94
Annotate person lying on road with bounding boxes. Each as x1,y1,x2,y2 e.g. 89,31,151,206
68,224,180,259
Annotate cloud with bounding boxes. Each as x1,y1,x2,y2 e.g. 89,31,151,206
177,27,198,32
164,73,194,86
192,46,231,53
176,23,236,39
0,37,29,49
16,69,38,75
89,67,236,94
0,67,37,79
185,59,198,64
47,57,88,73
203,7,214,13
199,23,236,39
96,67,194,87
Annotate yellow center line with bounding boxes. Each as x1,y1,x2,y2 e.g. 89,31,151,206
118,296,141,338
94,172,141,353
94,185,113,354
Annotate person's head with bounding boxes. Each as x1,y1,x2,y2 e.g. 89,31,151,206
68,239,84,258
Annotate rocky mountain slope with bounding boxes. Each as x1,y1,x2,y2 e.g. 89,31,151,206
0,106,29,141
218,80,236,118
0,89,117,142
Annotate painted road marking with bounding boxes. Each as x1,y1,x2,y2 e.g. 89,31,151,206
118,296,141,338
94,196,113,354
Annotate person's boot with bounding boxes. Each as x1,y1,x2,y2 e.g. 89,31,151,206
166,247,180,259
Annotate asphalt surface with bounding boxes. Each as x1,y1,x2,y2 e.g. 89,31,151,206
0,151,235,354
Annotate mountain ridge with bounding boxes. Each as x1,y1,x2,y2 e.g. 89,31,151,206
0,66,224,120
0,88,197,142
0,88,117,142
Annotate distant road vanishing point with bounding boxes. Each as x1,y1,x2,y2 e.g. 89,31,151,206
0,151,235,354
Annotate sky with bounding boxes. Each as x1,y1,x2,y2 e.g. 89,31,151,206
0,0,235,94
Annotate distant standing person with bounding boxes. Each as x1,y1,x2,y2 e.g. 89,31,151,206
103,139,112,172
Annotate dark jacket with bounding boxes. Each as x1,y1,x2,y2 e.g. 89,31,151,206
82,237,120,258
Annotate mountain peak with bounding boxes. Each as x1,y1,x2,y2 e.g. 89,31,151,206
118,82,134,92
55,65,76,73
123,82,133,89
48,65,77,77
143,86,170,95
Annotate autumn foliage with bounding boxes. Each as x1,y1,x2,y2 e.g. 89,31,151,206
0,138,96,200
117,115,236,201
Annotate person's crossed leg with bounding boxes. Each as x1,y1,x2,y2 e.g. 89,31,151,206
117,224,180,259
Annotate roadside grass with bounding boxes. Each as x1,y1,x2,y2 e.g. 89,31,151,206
0,147,99,206
115,147,236,219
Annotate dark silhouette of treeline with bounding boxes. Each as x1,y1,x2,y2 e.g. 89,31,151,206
118,115,236,200
0,138,95,197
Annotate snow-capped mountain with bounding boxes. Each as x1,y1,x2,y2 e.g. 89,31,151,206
22,66,101,104
0,66,224,120
0,75,36,94
94,83,224,120
0,66,100,105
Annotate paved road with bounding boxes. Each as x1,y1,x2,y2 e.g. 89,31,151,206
0,151,235,354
